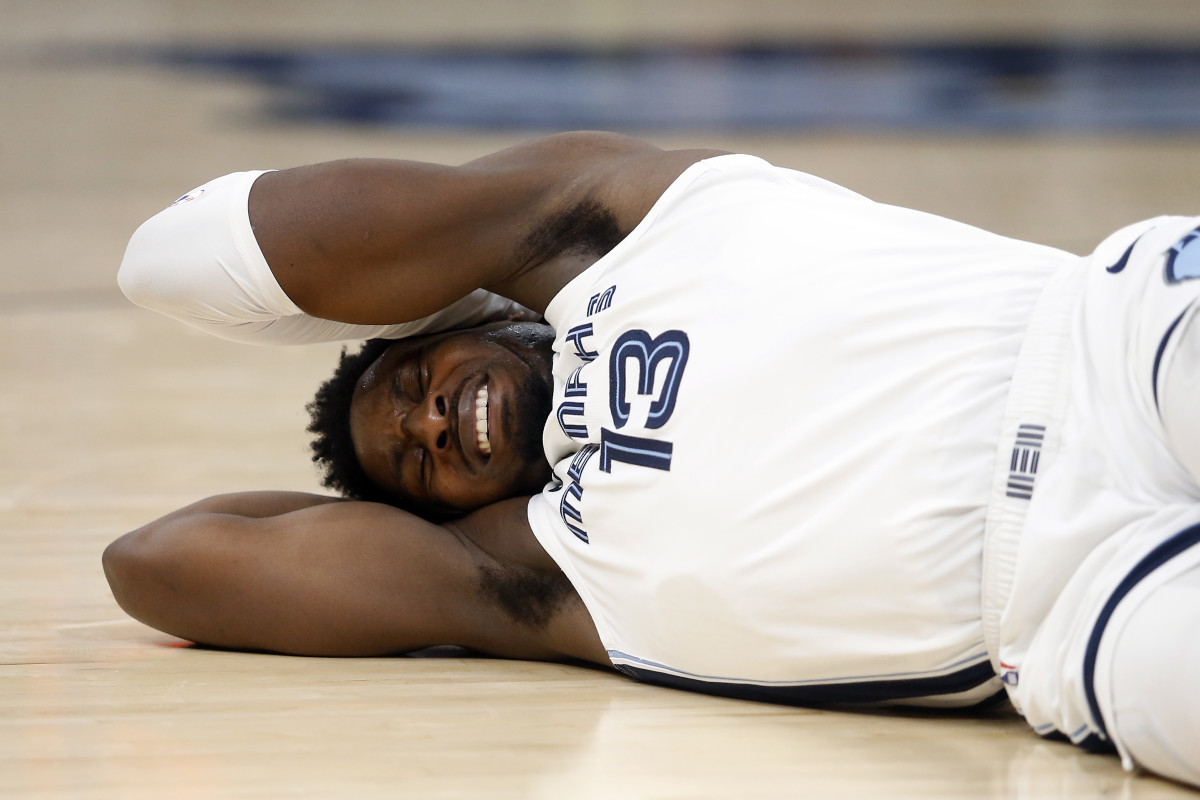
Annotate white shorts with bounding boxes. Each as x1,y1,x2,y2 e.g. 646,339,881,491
983,215,1200,751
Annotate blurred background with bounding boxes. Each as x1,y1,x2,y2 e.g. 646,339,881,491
5,0,1200,305
3,3,1200,797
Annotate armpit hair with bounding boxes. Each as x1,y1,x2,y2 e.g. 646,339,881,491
476,563,577,629
519,196,623,268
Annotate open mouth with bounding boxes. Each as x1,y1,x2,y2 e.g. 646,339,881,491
474,384,491,457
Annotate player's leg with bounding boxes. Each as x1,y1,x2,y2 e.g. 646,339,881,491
1137,312,1200,787
1096,561,1200,788
1096,220,1200,787
1047,218,1200,786
1159,308,1200,485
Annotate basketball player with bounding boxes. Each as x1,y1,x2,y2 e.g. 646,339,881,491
105,132,1200,788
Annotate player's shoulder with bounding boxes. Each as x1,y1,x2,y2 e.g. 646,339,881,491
465,131,728,211
444,496,554,573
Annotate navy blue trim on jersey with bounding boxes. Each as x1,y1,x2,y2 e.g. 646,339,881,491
1105,234,1143,274
1076,733,1118,754
1082,522,1200,739
613,659,996,705
1036,728,1117,753
972,688,1011,711
1151,305,1192,412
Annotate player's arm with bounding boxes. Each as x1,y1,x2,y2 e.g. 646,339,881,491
248,131,726,322
101,492,605,663
118,132,720,345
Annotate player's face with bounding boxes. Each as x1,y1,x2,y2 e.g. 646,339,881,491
349,322,555,518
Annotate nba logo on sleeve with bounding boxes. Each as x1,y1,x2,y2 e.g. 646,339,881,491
170,188,207,207
1165,226,1200,284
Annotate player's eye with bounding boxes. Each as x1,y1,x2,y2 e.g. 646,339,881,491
403,362,422,401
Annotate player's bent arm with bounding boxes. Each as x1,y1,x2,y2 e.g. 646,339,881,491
101,492,606,664
119,132,722,342
248,131,726,323
117,174,534,346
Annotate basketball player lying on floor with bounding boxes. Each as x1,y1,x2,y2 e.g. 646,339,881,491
106,132,1200,787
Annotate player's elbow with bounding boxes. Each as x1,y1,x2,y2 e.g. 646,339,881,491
102,531,141,613
102,529,169,627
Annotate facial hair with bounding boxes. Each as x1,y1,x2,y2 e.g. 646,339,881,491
506,365,554,471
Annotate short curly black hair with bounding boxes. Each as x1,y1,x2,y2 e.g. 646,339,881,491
306,338,395,505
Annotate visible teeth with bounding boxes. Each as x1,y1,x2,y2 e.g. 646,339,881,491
474,385,491,456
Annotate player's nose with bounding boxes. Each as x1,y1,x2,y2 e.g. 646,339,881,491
400,391,452,453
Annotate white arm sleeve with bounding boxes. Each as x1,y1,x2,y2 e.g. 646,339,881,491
117,170,536,346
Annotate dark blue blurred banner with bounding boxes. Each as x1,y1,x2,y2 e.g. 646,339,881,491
150,43,1200,131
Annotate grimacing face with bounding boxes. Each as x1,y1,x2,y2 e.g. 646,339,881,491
349,322,556,517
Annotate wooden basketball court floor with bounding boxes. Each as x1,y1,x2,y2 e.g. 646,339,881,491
3,2,1200,797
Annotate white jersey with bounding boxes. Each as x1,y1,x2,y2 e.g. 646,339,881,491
527,154,1075,706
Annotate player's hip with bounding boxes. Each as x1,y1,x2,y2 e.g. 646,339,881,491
982,215,1200,740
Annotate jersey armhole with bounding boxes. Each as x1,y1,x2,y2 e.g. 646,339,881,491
525,493,618,665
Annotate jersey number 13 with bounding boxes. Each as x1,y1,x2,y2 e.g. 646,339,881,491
600,329,690,473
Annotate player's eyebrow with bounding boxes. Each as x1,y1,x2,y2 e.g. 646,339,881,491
389,341,427,403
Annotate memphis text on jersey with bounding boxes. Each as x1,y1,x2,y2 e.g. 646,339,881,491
548,284,690,544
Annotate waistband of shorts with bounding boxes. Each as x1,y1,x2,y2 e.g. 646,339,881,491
981,256,1089,673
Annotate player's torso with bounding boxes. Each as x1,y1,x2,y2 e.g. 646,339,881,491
528,155,1075,704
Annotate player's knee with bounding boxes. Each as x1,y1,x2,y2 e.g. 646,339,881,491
1102,566,1200,788
1159,311,1200,486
